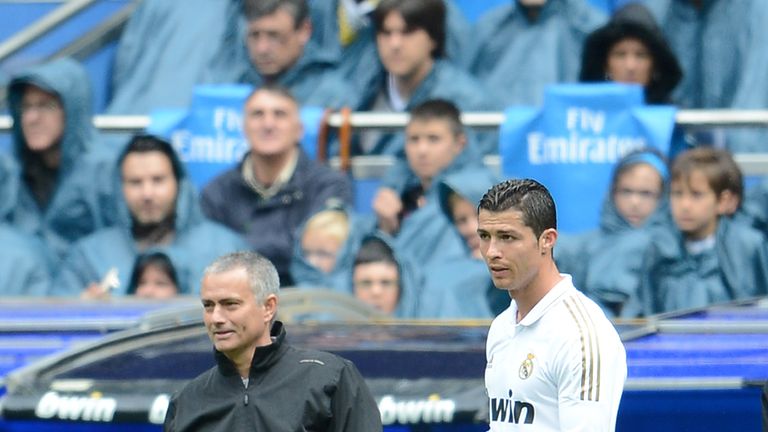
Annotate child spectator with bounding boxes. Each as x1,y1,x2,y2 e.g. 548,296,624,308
352,236,421,318
639,147,768,315
556,148,671,318
372,99,488,267
417,168,508,318
290,207,375,292
127,252,181,299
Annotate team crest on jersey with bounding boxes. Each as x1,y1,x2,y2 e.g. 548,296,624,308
519,353,535,379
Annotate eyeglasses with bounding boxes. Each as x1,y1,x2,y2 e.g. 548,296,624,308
21,101,62,114
615,188,660,201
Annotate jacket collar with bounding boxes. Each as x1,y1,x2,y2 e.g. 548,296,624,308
214,321,288,377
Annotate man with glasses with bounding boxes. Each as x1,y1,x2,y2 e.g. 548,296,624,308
3,57,110,263
204,0,351,108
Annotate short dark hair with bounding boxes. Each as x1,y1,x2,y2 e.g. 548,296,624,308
373,0,446,58
127,252,180,295
671,147,743,205
245,82,299,108
409,99,463,136
242,0,308,28
354,237,398,268
118,134,182,182
478,179,557,239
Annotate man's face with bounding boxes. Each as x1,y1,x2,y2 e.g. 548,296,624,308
405,119,464,184
478,209,550,292
135,264,178,299
607,38,654,87
376,11,435,80
450,195,481,258
243,90,302,158
20,86,65,153
353,262,400,315
246,9,311,78
670,170,725,240
613,163,663,227
201,268,276,361
121,151,179,225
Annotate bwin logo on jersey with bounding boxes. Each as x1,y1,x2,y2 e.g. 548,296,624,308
519,353,535,380
490,390,535,424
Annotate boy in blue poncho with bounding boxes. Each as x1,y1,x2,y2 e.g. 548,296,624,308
290,206,374,292
372,99,485,267
556,148,671,318
639,147,768,315
417,168,508,319
351,235,422,318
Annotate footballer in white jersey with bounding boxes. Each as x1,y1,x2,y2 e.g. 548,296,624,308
485,276,627,431
476,179,627,432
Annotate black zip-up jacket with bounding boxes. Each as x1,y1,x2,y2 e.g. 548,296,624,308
164,322,382,431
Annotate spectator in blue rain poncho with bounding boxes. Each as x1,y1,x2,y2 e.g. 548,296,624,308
351,235,422,318
556,148,673,318
0,153,52,296
466,0,606,107
290,206,376,293
126,251,182,299
638,147,768,316
643,0,768,152
203,0,353,108
4,57,113,259
417,168,510,319
307,0,471,89
741,178,768,239
107,0,241,114
54,135,247,297
579,2,692,158
351,0,500,156
372,99,482,266
580,2,682,105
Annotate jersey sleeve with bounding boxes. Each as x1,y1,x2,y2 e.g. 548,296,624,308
552,311,626,432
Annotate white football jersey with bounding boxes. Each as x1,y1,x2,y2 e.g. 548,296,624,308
485,275,627,431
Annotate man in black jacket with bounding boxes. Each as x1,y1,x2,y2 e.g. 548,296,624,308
164,251,382,431
201,84,352,286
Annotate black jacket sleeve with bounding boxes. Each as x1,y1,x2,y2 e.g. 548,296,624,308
329,360,382,432
163,394,178,432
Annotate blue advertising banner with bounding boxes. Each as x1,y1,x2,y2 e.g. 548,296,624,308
148,84,324,190
500,83,676,233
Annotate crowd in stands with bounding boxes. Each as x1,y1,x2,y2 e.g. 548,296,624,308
1,0,768,320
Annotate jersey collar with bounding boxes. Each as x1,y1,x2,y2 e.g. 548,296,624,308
513,275,573,327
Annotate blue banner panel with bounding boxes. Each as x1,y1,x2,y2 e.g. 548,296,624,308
500,83,676,233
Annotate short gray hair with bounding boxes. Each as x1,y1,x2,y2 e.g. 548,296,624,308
204,251,280,303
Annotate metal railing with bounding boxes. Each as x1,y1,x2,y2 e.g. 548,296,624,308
0,0,101,62
2,109,768,175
